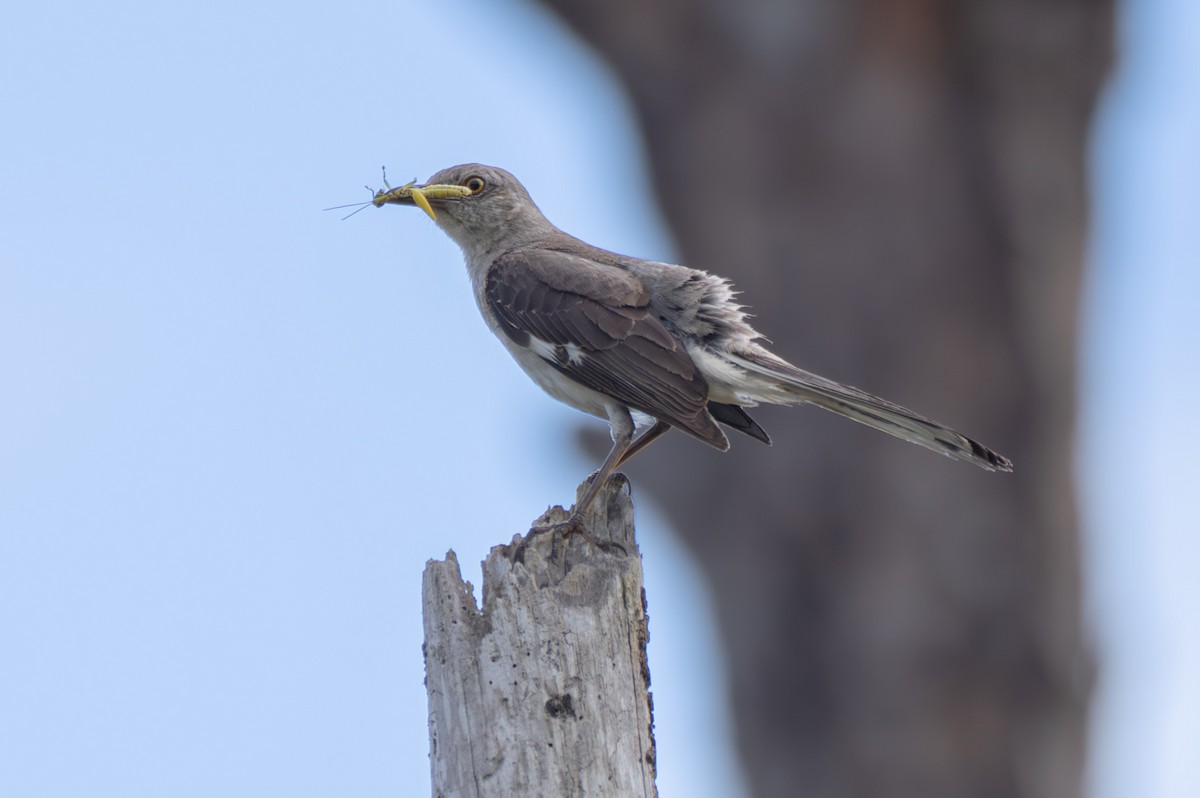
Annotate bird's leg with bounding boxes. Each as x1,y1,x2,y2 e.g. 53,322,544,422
519,407,636,558
613,420,672,468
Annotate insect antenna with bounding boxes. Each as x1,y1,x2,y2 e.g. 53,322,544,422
323,185,378,220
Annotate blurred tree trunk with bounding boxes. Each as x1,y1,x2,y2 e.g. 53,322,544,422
539,1,1111,797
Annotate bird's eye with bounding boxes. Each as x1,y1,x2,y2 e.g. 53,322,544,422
465,176,485,194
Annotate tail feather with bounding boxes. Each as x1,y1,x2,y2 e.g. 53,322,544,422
728,348,1013,472
708,401,771,444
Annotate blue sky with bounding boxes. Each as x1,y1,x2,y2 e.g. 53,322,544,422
0,1,1195,796
1082,1,1200,795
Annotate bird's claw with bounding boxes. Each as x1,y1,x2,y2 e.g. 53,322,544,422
511,515,627,563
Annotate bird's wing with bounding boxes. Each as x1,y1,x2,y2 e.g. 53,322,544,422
486,248,727,449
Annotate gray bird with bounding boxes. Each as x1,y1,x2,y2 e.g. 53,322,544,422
371,164,1012,539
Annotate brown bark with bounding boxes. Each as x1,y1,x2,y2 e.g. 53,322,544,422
538,2,1112,796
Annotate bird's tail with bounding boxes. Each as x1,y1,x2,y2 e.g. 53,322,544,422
725,347,1013,472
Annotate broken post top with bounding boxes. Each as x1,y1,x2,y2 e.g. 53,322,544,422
422,474,656,797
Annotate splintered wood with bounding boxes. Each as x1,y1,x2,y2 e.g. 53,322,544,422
422,476,656,798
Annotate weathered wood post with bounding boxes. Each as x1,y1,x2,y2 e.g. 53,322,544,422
422,475,657,797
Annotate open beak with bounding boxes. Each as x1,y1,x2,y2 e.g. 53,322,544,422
372,181,472,221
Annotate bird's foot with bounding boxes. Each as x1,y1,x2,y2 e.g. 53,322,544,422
512,514,627,563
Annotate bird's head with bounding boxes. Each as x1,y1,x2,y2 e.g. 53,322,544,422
373,163,552,254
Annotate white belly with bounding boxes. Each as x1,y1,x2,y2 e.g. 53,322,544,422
501,339,613,420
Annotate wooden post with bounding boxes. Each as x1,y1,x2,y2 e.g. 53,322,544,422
422,475,657,798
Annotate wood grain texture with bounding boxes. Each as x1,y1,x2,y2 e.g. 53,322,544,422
423,475,656,798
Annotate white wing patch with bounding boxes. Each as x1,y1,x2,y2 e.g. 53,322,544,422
529,335,587,367
562,343,586,366
528,335,558,361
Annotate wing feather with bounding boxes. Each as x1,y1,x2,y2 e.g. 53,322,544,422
486,249,727,449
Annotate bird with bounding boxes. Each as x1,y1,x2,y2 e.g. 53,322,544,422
370,163,1012,543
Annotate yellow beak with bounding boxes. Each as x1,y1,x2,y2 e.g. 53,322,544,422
372,181,472,221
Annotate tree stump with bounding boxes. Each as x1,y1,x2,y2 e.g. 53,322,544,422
422,475,657,798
